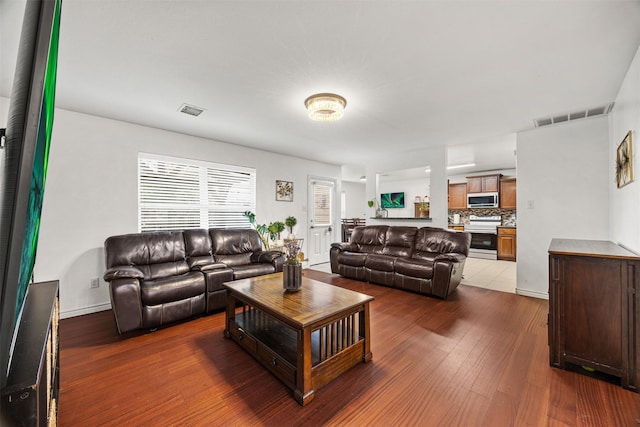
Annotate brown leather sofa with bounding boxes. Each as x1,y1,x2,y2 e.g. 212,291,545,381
103,228,285,334
330,225,471,299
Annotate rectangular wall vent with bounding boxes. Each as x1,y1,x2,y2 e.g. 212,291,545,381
534,102,614,128
178,103,205,117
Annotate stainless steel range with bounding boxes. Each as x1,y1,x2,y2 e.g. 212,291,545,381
464,215,501,260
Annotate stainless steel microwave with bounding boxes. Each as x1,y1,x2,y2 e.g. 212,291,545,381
467,192,499,208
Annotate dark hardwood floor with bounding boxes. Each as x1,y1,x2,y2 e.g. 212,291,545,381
58,270,640,426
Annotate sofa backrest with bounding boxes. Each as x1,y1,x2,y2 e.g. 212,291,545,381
104,231,190,280
210,228,262,266
349,225,388,254
412,227,471,261
183,229,214,269
382,226,417,258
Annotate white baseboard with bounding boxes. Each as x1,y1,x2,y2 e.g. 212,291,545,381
515,288,549,300
60,302,111,319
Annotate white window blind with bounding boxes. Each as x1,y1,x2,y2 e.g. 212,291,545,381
138,153,255,232
312,183,332,226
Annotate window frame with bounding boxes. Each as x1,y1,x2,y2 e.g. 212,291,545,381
138,152,256,232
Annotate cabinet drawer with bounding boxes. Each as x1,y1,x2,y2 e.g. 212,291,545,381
256,342,296,387
498,227,516,236
229,321,257,353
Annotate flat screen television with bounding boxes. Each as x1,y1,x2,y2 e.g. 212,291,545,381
380,192,405,209
0,0,61,388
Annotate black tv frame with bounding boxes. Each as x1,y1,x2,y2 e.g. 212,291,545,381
0,0,60,388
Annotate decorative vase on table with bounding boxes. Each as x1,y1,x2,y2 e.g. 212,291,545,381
283,262,303,291
283,239,303,291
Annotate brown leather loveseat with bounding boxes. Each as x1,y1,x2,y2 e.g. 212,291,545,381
103,228,284,334
330,225,471,299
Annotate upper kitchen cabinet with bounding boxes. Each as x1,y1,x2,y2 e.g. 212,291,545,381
466,174,501,193
500,178,517,209
448,182,467,210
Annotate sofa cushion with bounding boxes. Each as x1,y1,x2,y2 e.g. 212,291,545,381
382,226,417,258
216,253,252,267
337,251,367,267
104,231,190,280
210,228,263,255
183,229,215,269
394,257,434,279
140,271,205,306
349,225,387,254
365,253,396,272
412,227,471,260
232,263,276,280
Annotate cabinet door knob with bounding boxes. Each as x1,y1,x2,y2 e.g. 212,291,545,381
270,357,277,367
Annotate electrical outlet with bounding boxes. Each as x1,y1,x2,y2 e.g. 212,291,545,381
90,277,99,288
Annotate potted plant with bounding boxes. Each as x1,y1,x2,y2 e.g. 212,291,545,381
242,211,271,249
367,199,381,218
285,216,297,238
269,221,286,246
418,196,430,218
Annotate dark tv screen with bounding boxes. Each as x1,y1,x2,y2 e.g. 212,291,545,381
380,192,405,209
0,0,60,387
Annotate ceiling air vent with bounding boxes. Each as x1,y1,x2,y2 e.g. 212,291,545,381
534,102,614,128
178,103,205,117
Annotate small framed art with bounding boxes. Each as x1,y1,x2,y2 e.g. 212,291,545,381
616,130,633,188
276,180,293,201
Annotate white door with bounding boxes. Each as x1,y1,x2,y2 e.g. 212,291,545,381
307,178,336,265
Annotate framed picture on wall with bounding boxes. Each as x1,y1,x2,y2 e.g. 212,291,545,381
276,180,293,201
616,130,633,188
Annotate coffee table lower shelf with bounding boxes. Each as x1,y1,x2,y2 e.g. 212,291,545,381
224,299,372,405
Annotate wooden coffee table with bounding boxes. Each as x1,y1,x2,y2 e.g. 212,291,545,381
223,273,374,405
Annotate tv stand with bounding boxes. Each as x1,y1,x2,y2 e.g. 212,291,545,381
1,281,59,426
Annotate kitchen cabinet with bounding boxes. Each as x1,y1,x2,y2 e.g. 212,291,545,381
500,178,517,209
548,239,640,391
497,227,516,261
466,174,501,194
448,182,467,209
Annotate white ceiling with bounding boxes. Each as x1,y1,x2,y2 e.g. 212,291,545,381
3,1,640,181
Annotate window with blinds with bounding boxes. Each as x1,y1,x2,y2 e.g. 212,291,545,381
138,153,255,232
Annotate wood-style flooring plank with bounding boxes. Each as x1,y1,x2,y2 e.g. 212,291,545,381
57,270,640,426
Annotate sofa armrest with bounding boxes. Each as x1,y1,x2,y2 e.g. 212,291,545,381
104,266,144,282
432,255,468,299
434,253,466,263
108,278,143,334
331,242,357,251
251,250,284,264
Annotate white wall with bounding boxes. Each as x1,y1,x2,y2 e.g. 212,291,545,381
610,45,640,253
516,116,609,298
341,181,366,219
17,103,340,317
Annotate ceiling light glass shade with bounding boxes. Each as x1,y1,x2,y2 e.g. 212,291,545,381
304,93,347,122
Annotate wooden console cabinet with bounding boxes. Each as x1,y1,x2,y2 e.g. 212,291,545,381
548,239,640,391
2,281,59,425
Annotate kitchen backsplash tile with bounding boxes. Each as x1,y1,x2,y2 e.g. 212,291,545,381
448,208,517,227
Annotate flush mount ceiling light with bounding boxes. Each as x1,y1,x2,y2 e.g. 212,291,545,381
304,93,347,122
